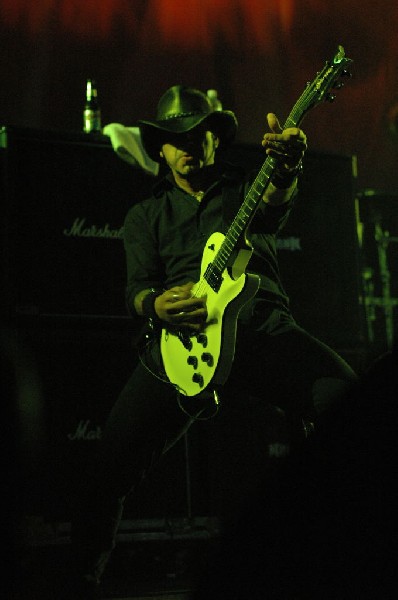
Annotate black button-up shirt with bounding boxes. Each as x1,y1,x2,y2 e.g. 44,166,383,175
123,163,295,327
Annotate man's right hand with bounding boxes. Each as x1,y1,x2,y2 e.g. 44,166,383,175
155,282,207,331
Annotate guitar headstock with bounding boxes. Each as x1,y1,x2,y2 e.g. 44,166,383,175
322,45,353,103
287,45,353,127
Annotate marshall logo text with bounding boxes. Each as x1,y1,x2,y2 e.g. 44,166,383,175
68,419,102,441
276,236,302,251
63,217,123,240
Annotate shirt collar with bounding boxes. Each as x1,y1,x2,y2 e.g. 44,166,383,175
152,161,244,198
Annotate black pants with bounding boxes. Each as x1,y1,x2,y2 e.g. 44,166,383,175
70,322,357,583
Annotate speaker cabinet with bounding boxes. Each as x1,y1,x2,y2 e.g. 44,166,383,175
278,152,363,351
2,130,364,350
13,320,198,522
1,128,192,521
1,126,153,319
226,144,364,356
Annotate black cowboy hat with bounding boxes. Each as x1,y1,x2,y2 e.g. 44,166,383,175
138,85,238,162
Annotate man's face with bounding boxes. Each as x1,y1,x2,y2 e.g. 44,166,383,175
160,124,219,178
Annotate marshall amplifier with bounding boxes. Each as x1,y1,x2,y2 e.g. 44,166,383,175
1,130,364,354
0,127,183,521
278,151,364,353
14,320,193,522
225,144,365,361
1,126,154,321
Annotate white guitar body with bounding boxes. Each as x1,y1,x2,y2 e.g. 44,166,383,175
160,232,260,397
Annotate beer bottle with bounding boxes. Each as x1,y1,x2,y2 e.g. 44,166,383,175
83,79,102,133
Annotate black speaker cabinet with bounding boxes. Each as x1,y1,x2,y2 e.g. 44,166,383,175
9,319,201,522
1,126,153,320
226,144,364,357
2,130,364,350
279,152,363,351
0,128,191,521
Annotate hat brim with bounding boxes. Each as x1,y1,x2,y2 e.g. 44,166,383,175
138,110,237,162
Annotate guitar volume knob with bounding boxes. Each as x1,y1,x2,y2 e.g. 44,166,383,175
197,333,208,347
192,373,204,387
201,352,214,367
187,355,198,369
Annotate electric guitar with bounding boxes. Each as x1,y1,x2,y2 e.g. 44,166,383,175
160,45,353,397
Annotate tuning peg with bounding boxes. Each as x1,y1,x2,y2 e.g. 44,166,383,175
333,82,345,90
341,69,352,78
327,93,336,102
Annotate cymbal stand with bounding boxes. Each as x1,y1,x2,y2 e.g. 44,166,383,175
374,222,398,350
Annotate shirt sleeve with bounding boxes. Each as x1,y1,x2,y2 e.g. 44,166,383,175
252,190,297,234
241,172,297,235
123,202,164,314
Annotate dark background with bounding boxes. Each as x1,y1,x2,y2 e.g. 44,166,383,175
2,1,398,524
1,0,398,195
0,125,363,523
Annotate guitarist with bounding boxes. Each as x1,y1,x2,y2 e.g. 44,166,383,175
67,85,357,599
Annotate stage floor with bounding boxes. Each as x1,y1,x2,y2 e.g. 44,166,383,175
12,517,218,599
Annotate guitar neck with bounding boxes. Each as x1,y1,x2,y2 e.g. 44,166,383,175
211,100,306,276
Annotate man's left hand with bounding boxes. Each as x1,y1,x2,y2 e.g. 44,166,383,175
262,112,307,173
